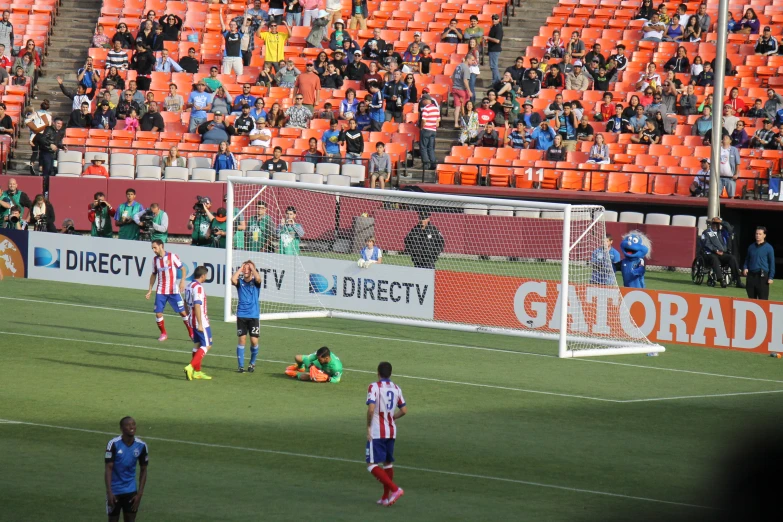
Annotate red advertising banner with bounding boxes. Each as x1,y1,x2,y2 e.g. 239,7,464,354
434,271,783,354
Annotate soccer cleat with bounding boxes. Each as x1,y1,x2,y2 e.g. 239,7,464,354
376,498,389,506
237,367,245,373
158,334,168,342
183,364,194,381
193,371,212,380
387,488,404,506
248,364,255,373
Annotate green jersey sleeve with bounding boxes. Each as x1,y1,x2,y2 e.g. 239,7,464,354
327,355,343,383
302,353,317,368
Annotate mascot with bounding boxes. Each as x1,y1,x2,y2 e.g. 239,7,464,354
620,231,652,288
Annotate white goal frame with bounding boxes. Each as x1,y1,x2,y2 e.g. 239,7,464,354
225,178,665,358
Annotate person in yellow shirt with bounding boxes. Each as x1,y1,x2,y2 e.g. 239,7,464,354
257,20,289,73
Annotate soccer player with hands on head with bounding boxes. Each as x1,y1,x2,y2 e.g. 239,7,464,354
231,260,262,373
184,266,213,381
105,416,148,522
145,239,193,342
366,361,407,506
285,346,343,383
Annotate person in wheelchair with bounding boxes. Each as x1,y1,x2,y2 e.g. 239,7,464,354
700,217,745,289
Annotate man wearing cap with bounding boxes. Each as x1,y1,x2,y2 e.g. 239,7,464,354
689,158,711,196
178,47,200,74
294,63,321,112
486,14,503,84
257,19,289,72
197,111,236,145
232,104,254,136
751,118,776,149
93,100,117,130
84,157,109,178
565,61,589,91
755,26,778,55
140,101,165,132
187,81,212,133
701,217,744,289
328,19,350,51
346,51,369,81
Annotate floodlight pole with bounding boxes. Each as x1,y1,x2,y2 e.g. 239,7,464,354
708,0,729,220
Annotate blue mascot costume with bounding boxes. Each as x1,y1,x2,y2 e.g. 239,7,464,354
620,231,652,288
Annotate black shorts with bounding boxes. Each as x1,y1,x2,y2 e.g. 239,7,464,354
107,492,137,517
237,317,260,338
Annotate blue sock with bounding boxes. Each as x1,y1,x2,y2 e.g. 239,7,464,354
250,345,259,365
237,345,245,368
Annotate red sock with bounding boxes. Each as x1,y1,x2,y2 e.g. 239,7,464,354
182,317,194,338
383,466,394,499
370,466,398,493
190,348,205,371
156,318,166,334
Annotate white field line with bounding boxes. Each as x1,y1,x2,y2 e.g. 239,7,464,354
0,330,621,403
0,418,713,510
620,389,783,403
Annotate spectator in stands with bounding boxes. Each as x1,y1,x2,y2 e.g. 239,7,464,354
149,24,165,51
751,119,777,149
722,105,739,135
605,104,628,133
552,103,578,151
635,63,660,92
321,62,343,88
755,26,778,55
565,61,589,91
717,134,740,197
154,49,183,73
276,59,300,88
354,101,370,130
249,117,271,147
402,45,422,74
505,57,526,85
644,92,665,118
129,41,154,91
746,98,766,119
231,84,257,115
763,89,783,120
485,92,504,124
733,8,760,34
383,69,407,123
321,119,342,160
212,141,238,174
361,61,383,91
178,47,200,74
18,39,41,69
346,52,369,81
731,120,749,149
219,9,244,75
663,14,683,41
328,19,350,51
628,105,647,134
652,111,675,135
566,31,585,60
0,103,12,138
633,119,660,145
203,66,222,92
698,93,713,114
83,156,110,178
198,111,236,144
233,105,255,136
689,158,710,196
591,66,611,92
210,87,233,115
365,142,391,189
362,37,382,61
544,134,566,161
249,98,267,121
635,0,654,20
676,84,697,115
247,0,270,25
711,56,736,78
162,84,183,114
687,55,703,78
24,101,52,176
285,94,313,129
93,100,117,130
476,98,494,126
441,19,463,44
475,121,500,148
506,121,528,149
363,28,385,55
75,58,100,92
575,117,594,143
546,30,564,58
262,146,289,172
92,24,111,48
487,14,503,83
163,146,185,168
140,102,164,132
512,69,538,99
251,64,272,88
586,133,610,164
642,13,665,42
682,16,702,43
68,101,93,129
664,46,689,73
103,68,124,91
339,118,364,164
517,100,541,128
337,88,359,121
584,43,606,69
159,13,183,41
124,107,140,132
136,20,155,49
458,100,479,145
258,20,289,73
112,22,135,49
267,102,286,127
725,87,747,116
542,65,564,90
10,65,26,87
690,105,713,139
695,3,711,32
313,51,329,74
381,45,403,72
302,137,322,164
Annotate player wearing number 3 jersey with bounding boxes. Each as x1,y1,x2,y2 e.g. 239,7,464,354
183,266,213,381
231,260,262,373
366,361,407,506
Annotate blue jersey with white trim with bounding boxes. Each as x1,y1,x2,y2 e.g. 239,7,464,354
105,436,148,495
235,276,261,318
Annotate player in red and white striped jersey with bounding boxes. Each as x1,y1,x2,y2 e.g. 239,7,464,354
183,267,213,381
365,361,407,507
145,240,193,342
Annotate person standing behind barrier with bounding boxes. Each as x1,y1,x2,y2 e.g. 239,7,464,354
742,226,775,300
404,211,445,269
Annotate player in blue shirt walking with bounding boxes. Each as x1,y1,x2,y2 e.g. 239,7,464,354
231,260,262,372
105,416,148,522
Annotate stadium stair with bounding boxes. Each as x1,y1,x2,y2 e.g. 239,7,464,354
8,0,102,173
421,0,560,182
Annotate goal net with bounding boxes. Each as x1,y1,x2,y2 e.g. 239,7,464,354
224,178,663,358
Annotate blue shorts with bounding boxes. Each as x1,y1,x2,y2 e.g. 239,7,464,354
193,327,213,348
366,438,395,464
154,294,184,314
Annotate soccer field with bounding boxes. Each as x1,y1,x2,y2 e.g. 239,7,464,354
2,278,782,521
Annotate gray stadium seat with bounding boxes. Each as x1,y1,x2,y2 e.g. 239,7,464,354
239,158,262,174
602,210,618,222
187,156,212,170
315,162,340,176
644,213,671,226
58,150,82,164
136,166,162,180
271,172,296,182
218,169,243,181
341,164,366,184
299,173,324,184
325,174,351,186
464,204,489,215
164,166,189,181
697,216,709,231
136,154,161,167
671,215,697,228
515,210,540,218
57,162,82,176
291,161,315,174
489,205,514,217
110,153,135,166
109,164,135,179
619,211,644,224
191,168,216,182
245,171,270,179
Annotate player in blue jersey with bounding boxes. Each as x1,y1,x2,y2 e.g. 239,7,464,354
231,260,262,373
105,416,148,522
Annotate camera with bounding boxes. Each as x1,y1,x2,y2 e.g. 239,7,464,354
10,215,19,224
94,201,107,209
140,208,155,228
64,224,75,234
34,215,47,232
193,195,209,214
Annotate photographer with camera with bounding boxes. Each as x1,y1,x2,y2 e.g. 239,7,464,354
88,192,115,238
60,218,76,234
3,206,28,230
30,194,57,232
133,203,168,243
276,205,305,255
115,188,145,241
1,178,31,223
207,207,229,248
187,196,215,246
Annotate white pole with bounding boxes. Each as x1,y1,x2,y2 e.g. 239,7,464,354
708,0,729,219
558,205,572,358
224,180,235,322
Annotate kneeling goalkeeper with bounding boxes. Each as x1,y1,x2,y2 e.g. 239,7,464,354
285,346,343,383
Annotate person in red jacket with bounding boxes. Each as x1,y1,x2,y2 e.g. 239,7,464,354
83,156,109,177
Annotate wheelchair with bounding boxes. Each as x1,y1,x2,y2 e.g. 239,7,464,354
691,253,735,287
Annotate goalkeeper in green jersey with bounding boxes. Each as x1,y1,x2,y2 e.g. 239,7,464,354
285,346,343,383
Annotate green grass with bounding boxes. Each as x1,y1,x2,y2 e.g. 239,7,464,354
1,278,782,521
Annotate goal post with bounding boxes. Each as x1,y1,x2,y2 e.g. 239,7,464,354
225,178,664,358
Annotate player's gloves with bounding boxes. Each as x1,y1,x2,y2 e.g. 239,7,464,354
309,365,330,382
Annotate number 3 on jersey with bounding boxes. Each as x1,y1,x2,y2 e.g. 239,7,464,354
386,390,395,410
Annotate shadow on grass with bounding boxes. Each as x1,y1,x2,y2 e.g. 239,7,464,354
36,357,183,380
85,350,184,366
